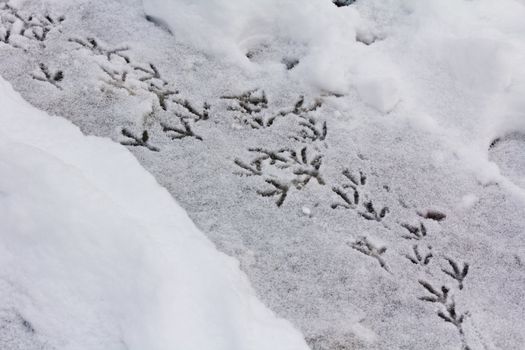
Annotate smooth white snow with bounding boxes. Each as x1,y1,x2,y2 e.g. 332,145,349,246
0,76,309,350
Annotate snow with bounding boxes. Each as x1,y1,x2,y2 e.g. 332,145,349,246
0,77,309,350
355,77,400,113
1,0,525,349
142,0,361,92
368,0,525,192
143,0,525,194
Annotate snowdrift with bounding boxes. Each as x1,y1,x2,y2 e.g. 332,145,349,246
142,0,362,92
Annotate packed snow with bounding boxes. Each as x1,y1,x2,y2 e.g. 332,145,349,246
1,0,524,349
143,0,525,196
0,77,309,350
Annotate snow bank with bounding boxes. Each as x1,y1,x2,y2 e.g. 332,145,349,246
0,76,309,350
363,0,525,195
142,0,363,92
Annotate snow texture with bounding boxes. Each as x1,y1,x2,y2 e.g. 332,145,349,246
1,0,524,349
0,77,309,350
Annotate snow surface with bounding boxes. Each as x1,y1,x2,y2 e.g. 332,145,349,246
143,0,525,196
0,77,309,350
1,0,525,349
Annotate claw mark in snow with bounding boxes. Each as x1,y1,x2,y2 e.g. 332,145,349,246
400,222,427,240
32,63,63,90
350,236,390,272
120,129,159,152
405,245,432,265
69,37,130,63
441,258,469,290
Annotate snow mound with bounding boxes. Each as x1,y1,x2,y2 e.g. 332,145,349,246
142,0,363,92
351,0,525,196
0,76,309,350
